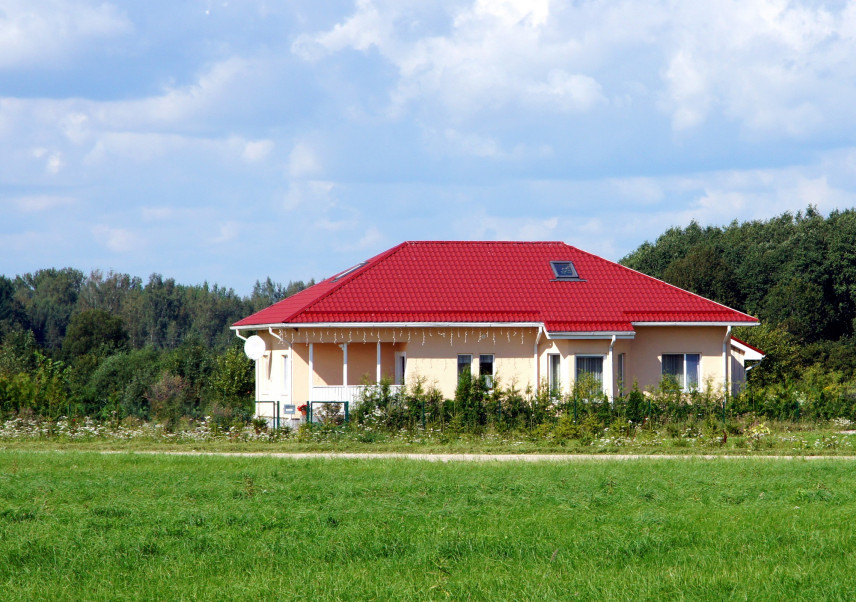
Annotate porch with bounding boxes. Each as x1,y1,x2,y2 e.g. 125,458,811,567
310,384,405,403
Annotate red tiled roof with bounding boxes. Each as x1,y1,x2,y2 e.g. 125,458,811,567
731,336,764,354
233,241,759,332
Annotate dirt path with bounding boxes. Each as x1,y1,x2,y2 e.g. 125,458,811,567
94,451,856,462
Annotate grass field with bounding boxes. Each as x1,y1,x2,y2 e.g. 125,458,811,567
2,451,856,600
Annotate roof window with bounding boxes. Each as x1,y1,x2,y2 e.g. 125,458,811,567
332,262,367,282
550,261,585,281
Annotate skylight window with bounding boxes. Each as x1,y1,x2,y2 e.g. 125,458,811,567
332,262,367,282
550,261,584,281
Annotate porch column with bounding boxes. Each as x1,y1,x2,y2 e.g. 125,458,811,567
533,327,543,392
376,342,381,383
342,343,348,386
308,343,314,400
606,335,616,401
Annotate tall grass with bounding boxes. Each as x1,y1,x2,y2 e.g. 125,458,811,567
2,451,856,600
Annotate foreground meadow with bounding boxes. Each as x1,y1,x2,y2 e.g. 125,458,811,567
2,452,856,600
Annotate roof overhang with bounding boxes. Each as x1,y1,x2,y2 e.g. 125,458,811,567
234,321,756,335
731,338,765,360
631,321,759,327
232,321,545,331
233,322,633,339
545,331,636,340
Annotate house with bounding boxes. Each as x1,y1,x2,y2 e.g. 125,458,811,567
231,241,761,424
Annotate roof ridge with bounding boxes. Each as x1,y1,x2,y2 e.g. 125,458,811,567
293,242,410,318
402,240,566,245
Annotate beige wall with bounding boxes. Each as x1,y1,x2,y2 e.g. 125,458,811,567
405,327,541,397
247,324,737,418
626,326,729,393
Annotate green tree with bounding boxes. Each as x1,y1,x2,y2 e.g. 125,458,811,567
14,268,84,350
62,309,129,359
661,245,739,307
210,345,254,413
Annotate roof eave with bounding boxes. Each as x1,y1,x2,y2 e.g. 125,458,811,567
545,331,636,339
631,321,759,327
232,321,545,330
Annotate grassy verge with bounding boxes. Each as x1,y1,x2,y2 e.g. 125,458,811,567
2,451,856,600
2,416,856,455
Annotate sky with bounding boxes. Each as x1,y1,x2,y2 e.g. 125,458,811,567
3,0,856,295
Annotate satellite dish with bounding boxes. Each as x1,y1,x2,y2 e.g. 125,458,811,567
244,335,267,361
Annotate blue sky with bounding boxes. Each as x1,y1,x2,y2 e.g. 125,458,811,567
3,0,856,295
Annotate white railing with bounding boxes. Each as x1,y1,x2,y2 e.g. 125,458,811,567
310,384,404,403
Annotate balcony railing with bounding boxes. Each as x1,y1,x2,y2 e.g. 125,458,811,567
310,384,404,403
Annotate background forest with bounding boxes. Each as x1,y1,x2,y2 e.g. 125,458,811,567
0,271,311,424
1,206,855,424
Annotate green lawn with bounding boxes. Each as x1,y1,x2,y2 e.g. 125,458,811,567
2,451,855,600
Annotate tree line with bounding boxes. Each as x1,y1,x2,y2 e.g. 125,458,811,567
620,206,856,389
0,270,312,424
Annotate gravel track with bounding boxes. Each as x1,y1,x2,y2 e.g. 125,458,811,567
93,451,856,462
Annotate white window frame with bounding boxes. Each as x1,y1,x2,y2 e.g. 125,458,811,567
395,351,407,385
574,355,605,393
662,353,701,391
617,353,625,395
547,353,561,396
479,354,495,389
457,354,473,379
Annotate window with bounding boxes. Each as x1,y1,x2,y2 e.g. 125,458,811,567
332,262,367,281
550,261,585,281
548,354,561,395
395,352,407,385
457,354,473,379
662,353,700,390
575,356,604,392
617,353,625,394
283,355,291,395
479,354,494,388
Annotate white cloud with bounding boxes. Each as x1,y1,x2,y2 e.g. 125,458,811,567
455,208,559,240
282,180,335,211
91,224,144,253
335,225,384,252
660,1,856,135
212,221,240,244
104,57,253,130
141,207,175,221
441,128,502,158
242,139,274,163
315,218,350,232
609,178,665,205
295,0,604,118
287,142,321,178
6,195,76,212
46,152,64,175
295,0,856,138
469,0,550,28
0,0,132,69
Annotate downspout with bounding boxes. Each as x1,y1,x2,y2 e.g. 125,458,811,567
607,335,617,402
234,329,248,341
722,325,732,395
269,327,284,345
533,326,544,392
